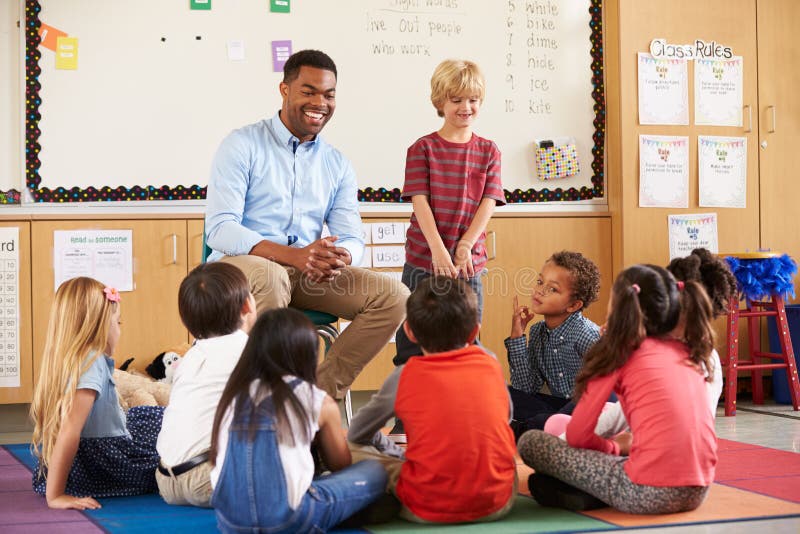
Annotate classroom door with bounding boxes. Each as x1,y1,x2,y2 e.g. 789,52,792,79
757,0,800,302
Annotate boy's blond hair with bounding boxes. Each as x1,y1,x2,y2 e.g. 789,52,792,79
430,59,485,117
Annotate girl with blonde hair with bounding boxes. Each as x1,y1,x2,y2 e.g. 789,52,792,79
30,277,162,509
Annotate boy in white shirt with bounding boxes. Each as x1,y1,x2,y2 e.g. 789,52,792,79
155,262,256,507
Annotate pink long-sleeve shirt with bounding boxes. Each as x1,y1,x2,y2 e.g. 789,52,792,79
566,337,717,487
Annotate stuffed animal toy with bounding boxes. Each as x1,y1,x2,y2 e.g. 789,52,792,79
113,368,172,410
144,342,191,383
113,343,191,410
146,351,183,383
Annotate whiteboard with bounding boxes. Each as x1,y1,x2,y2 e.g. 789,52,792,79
26,0,604,203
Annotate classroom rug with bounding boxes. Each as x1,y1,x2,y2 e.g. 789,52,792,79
2,438,799,533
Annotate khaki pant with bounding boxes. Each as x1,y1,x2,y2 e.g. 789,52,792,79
348,442,404,493
155,460,213,508
220,255,409,399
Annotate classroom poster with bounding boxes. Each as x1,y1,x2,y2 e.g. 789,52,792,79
0,227,20,389
271,40,292,72
55,36,78,70
638,53,689,125
639,135,689,208
695,57,743,126
53,230,134,292
226,40,245,61
668,213,718,260
698,136,747,208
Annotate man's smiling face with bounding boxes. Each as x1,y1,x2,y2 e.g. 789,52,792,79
279,65,336,143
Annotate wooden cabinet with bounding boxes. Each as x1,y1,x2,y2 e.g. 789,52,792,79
481,216,613,380
608,0,761,271
31,219,190,379
0,222,32,404
757,0,800,303
350,214,613,388
11,212,612,397
608,0,800,301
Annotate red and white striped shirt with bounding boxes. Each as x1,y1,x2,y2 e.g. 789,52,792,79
402,132,504,273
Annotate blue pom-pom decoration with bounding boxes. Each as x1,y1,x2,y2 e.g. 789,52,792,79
725,254,798,301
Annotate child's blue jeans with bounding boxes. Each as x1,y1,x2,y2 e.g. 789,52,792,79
211,395,387,533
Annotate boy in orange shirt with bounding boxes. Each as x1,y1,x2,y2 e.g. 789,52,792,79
348,277,516,523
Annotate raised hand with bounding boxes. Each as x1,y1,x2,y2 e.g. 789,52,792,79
510,295,535,338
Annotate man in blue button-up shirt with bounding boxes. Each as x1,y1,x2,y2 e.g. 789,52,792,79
205,50,408,399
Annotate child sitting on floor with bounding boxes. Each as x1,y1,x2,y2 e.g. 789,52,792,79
519,264,718,514
544,248,737,439
156,262,256,507
209,308,387,532
349,277,516,524
30,278,163,509
505,250,601,435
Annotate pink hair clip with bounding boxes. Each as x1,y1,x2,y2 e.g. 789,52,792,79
103,287,121,303
676,281,685,291
631,283,641,294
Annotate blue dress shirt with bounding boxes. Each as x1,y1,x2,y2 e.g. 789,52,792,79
205,112,365,265
504,311,600,398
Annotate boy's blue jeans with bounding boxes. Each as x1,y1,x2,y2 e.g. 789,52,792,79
211,396,387,533
393,263,485,366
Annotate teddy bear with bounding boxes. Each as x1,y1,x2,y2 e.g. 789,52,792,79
113,367,172,410
113,342,191,410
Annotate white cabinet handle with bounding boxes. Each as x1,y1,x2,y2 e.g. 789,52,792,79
487,230,497,260
172,234,178,264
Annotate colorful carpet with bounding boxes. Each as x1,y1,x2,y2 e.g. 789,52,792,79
1,438,798,533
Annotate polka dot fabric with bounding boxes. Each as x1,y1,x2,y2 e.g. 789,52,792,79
536,143,581,181
33,406,164,498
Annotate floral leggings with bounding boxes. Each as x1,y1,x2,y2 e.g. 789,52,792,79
518,430,709,514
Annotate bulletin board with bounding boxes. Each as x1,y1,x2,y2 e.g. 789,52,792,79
23,0,605,204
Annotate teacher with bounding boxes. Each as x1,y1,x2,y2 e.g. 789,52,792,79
205,49,408,398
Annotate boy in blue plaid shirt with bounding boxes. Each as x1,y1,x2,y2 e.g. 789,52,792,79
505,251,601,439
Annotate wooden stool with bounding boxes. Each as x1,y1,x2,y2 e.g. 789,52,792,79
723,253,800,416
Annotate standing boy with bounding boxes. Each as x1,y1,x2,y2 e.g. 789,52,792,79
349,277,516,524
506,251,601,435
156,262,257,507
392,58,505,439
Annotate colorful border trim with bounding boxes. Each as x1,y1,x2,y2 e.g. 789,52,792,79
0,190,22,204
25,0,604,204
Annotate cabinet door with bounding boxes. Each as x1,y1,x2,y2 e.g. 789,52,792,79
616,0,760,266
31,220,189,378
481,217,613,380
0,222,32,404
757,0,800,301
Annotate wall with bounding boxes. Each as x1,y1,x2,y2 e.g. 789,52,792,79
0,0,21,197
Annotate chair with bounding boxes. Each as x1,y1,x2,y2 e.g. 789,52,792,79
202,229,352,424
722,252,800,416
